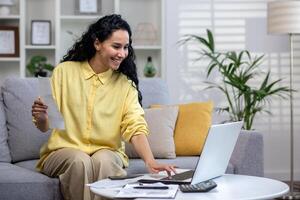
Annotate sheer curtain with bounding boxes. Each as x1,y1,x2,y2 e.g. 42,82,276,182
166,0,300,180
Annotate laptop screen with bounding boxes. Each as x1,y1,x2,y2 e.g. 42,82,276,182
191,121,243,184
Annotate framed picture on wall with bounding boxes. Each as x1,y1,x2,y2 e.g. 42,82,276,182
31,20,51,45
0,26,19,57
77,0,101,14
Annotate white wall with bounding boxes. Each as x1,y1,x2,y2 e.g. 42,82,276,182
165,0,300,181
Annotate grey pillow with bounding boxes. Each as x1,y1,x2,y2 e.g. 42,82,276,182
2,78,51,163
140,78,170,108
125,106,178,159
0,90,11,162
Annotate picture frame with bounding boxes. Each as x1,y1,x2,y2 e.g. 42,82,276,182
31,20,51,45
77,0,101,15
0,26,19,57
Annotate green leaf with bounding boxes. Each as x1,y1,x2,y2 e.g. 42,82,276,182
178,30,293,130
206,29,215,52
26,55,54,76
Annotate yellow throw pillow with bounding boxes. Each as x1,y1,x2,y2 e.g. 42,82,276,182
151,101,213,156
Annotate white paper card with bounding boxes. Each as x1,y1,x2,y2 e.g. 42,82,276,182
38,77,65,130
79,0,97,13
116,183,178,198
0,31,15,54
32,22,50,45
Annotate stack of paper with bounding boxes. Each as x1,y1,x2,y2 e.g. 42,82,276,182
87,176,144,189
116,183,178,198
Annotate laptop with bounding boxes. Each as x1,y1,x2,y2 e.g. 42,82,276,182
138,121,243,185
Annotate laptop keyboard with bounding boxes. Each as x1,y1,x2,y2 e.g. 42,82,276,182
161,170,195,180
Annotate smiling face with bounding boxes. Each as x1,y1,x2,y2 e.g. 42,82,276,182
93,29,129,72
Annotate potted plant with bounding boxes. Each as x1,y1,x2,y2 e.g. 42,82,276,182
26,55,54,77
180,29,291,130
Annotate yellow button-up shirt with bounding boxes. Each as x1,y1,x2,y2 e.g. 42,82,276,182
36,61,148,170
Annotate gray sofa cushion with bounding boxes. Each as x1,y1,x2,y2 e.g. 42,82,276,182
2,78,51,162
14,160,40,171
0,88,11,162
230,130,264,177
126,106,178,159
140,78,170,108
0,162,62,200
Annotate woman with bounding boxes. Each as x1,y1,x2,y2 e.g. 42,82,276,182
32,14,176,200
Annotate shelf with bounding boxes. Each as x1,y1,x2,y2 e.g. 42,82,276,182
0,15,20,19
0,57,20,62
133,45,162,50
25,45,56,50
60,15,102,20
0,0,164,79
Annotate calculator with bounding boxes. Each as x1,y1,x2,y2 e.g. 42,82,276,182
179,180,217,193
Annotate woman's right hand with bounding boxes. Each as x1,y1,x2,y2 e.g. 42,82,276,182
31,97,49,132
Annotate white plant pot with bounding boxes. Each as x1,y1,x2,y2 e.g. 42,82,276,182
0,6,11,15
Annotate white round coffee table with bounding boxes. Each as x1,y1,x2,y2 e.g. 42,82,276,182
90,174,289,200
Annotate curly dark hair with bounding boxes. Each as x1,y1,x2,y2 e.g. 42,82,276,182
61,14,142,105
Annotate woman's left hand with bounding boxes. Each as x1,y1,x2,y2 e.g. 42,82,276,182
146,160,177,177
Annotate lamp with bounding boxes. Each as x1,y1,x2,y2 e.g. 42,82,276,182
0,0,14,16
267,0,300,199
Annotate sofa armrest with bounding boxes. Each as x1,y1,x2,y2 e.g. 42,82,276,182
229,130,264,177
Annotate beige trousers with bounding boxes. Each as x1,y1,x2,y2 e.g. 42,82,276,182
41,148,127,200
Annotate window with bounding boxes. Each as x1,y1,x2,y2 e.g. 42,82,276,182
177,0,300,172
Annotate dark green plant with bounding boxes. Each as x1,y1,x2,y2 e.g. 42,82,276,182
180,29,291,130
26,55,54,77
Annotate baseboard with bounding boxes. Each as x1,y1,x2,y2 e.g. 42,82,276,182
264,170,300,181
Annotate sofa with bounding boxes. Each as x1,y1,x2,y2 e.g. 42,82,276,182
0,77,264,200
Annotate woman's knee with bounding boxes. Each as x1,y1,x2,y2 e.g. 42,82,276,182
91,149,123,170
70,152,92,167
92,149,116,162
57,148,93,175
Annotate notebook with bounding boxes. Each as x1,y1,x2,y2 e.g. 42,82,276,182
138,121,243,185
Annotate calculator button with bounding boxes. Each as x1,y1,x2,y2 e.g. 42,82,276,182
179,180,217,193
